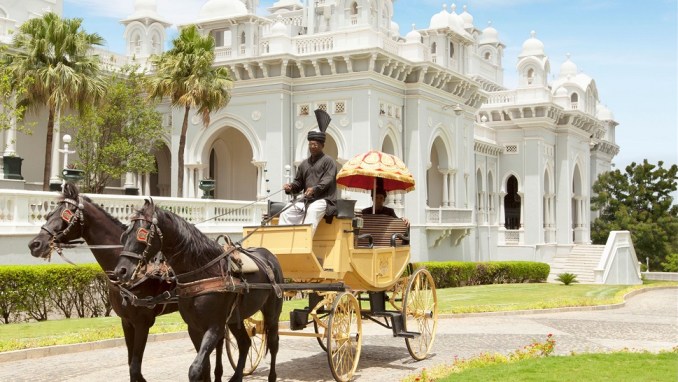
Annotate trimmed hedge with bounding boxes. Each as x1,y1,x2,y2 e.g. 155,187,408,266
0,264,110,324
414,261,550,289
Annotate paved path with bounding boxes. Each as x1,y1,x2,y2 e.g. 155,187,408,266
1,288,676,381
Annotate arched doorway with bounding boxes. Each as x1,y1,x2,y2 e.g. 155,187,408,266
427,137,450,207
572,164,583,243
150,144,171,196
504,175,521,229
208,128,257,200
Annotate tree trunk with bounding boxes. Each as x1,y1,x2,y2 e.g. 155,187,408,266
42,108,55,191
178,105,190,198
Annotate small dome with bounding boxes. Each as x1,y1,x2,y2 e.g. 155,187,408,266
559,53,578,79
429,4,449,29
554,86,568,97
596,103,614,121
390,20,400,36
135,0,157,12
271,15,287,35
448,4,465,33
460,5,474,29
406,24,422,43
519,30,545,57
199,0,247,21
478,21,500,44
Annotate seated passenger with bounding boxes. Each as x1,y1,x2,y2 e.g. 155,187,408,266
361,188,410,227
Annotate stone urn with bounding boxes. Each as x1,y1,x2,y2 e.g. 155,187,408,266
62,168,84,183
199,179,215,199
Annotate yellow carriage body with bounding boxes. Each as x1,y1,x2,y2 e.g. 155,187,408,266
242,215,410,291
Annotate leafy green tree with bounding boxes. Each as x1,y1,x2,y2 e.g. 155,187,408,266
146,25,232,197
7,12,106,190
591,160,678,271
63,67,167,194
0,52,33,149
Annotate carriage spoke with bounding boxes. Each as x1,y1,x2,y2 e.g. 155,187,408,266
404,268,438,360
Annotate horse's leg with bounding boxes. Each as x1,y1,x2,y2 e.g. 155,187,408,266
227,322,251,382
214,336,224,382
188,325,223,382
121,319,147,382
263,303,281,382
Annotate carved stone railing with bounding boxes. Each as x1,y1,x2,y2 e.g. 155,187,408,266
425,207,473,225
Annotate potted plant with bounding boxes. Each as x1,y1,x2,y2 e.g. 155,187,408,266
62,163,84,183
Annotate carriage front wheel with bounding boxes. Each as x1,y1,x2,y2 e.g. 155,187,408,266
403,267,438,360
326,292,362,382
225,311,267,375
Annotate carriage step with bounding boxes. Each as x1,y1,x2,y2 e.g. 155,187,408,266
395,330,420,339
370,311,421,339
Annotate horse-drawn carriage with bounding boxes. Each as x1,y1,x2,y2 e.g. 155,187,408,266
30,151,438,382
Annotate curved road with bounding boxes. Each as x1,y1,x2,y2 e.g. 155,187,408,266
1,288,676,381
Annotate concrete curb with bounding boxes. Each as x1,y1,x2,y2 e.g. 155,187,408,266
1,286,675,363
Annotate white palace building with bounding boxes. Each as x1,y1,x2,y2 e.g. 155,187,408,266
0,0,641,284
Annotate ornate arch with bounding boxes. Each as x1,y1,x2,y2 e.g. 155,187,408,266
295,123,347,164
500,171,522,193
189,113,262,165
427,123,453,168
380,124,402,157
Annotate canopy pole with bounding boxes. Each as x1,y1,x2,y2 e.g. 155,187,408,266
372,177,376,214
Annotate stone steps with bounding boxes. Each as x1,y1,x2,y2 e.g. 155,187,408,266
548,244,605,284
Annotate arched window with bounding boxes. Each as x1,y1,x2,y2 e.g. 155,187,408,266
431,42,437,54
240,31,246,44
449,42,455,58
570,93,578,102
527,68,534,84
0,8,7,18
131,33,142,55
351,2,358,15
484,51,491,60
504,175,521,229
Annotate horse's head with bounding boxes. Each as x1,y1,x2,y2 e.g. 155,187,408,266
28,182,86,259
113,198,163,286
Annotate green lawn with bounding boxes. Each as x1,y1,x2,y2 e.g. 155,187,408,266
436,351,678,382
0,281,674,352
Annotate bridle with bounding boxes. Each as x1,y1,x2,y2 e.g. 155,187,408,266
39,197,85,265
119,212,165,287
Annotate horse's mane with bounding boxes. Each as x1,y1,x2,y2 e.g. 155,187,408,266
60,183,127,231
152,206,224,275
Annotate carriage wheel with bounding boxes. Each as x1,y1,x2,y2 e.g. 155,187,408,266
403,267,438,360
313,311,330,352
326,292,362,382
225,311,267,375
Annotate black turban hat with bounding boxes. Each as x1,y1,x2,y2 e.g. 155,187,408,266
308,109,331,144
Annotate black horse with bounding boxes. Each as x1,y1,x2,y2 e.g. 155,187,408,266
113,198,283,382
27,183,223,382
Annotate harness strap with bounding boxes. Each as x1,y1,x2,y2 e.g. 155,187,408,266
175,246,238,281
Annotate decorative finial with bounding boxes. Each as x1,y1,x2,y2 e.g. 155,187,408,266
530,30,536,38
412,23,416,31
566,52,571,59
451,3,457,13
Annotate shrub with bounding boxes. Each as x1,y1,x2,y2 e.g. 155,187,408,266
414,261,550,288
556,272,579,285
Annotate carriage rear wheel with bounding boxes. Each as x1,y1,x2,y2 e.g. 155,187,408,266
225,311,267,375
313,311,330,352
403,267,438,360
326,292,362,382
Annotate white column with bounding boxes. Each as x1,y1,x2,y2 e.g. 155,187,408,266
464,173,470,208
439,168,450,207
518,191,525,228
449,170,456,207
144,173,151,195
124,172,136,189
3,93,17,156
499,191,507,228
49,108,62,185
252,161,267,200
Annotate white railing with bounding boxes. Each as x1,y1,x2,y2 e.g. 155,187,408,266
215,47,232,59
295,35,334,54
474,123,497,142
485,90,516,105
90,47,129,70
381,38,399,55
425,207,473,225
0,189,266,235
499,228,523,245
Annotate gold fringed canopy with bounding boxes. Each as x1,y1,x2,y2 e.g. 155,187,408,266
336,150,415,193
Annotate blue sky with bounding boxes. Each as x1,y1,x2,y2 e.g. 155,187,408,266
64,0,678,171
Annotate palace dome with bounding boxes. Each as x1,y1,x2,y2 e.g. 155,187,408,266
406,24,422,43
460,5,474,29
519,31,545,57
559,54,578,79
478,21,500,44
429,5,449,29
198,0,247,21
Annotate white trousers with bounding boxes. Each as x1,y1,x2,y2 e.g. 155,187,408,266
279,199,327,234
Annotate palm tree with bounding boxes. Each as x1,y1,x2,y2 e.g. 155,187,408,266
147,25,232,197
7,12,106,190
